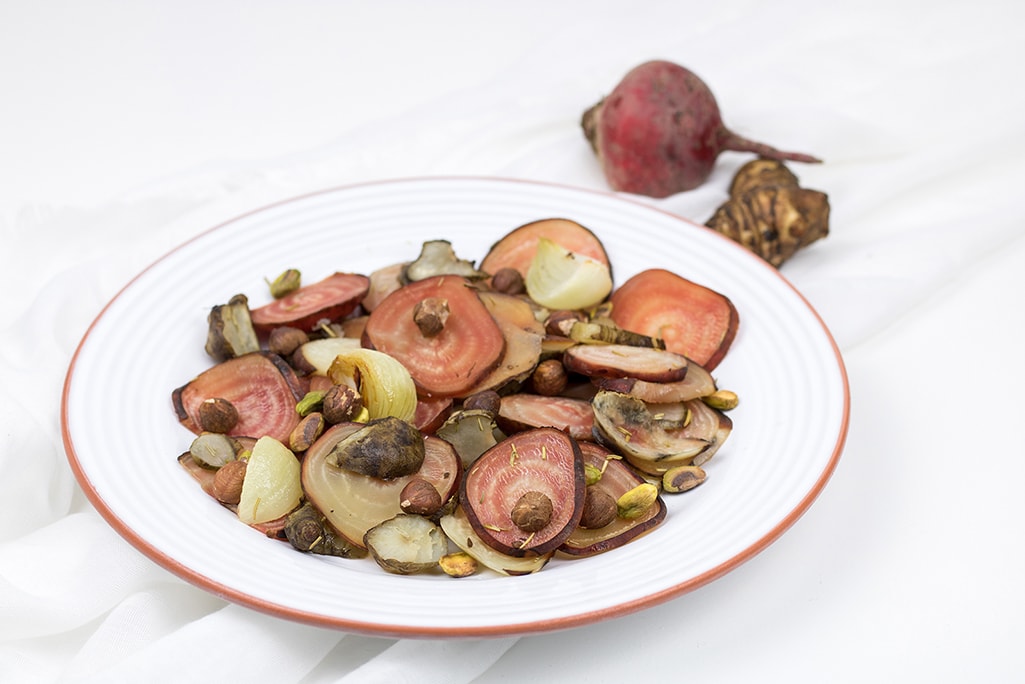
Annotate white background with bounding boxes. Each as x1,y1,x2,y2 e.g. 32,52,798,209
2,1,1024,682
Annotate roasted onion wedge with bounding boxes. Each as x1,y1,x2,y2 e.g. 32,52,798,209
480,217,611,279
249,272,370,333
461,427,585,557
362,275,505,398
497,393,594,442
172,352,305,444
591,390,732,475
559,442,666,557
563,343,689,383
302,423,462,548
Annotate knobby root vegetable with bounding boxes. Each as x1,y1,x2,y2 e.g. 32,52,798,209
705,158,830,267
582,60,820,197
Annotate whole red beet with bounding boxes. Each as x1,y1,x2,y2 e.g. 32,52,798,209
582,60,820,198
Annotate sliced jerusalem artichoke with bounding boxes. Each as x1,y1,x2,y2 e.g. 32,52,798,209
461,427,585,557
404,239,489,282
440,507,552,576
560,442,666,557
302,423,461,548
609,268,738,371
205,294,260,361
591,390,732,476
362,275,506,398
465,291,546,395
172,352,306,444
364,514,448,575
563,344,690,383
249,272,370,333
435,408,503,467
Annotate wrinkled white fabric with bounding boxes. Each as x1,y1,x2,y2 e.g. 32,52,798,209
2,1,1024,682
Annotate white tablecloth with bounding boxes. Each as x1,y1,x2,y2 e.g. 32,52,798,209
3,1,1024,681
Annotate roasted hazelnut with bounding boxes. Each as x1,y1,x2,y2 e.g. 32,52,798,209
531,359,568,396
461,389,501,417
399,478,444,516
413,297,449,337
490,267,525,295
579,486,617,529
197,397,239,434
321,384,363,424
212,459,247,505
268,326,309,357
510,490,553,532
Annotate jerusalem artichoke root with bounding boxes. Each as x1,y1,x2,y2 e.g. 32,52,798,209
705,158,830,268
582,60,820,197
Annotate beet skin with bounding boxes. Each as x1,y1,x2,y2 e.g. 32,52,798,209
582,60,820,198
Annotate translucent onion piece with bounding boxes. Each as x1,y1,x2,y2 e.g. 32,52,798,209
326,348,417,422
237,436,302,524
525,238,613,310
296,337,362,375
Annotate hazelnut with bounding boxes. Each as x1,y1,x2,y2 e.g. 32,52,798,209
490,267,525,295
579,486,617,529
531,359,567,396
268,326,309,357
413,297,449,337
212,459,247,505
321,384,363,424
197,397,239,433
462,389,501,417
510,490,553,532
399,478,444,516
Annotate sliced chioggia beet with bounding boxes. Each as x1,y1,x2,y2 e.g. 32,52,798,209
563,343,689,383
461,427,585,557
249,272,370,332
172,352,306,444
362,275,505,397
559,442,666,557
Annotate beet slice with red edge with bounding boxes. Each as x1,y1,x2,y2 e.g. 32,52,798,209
362,275,505,398
609,268,738,370
461,427,585,557
172,352,306,444
250,272,370,333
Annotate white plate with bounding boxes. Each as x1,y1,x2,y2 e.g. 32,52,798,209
62,177,848,637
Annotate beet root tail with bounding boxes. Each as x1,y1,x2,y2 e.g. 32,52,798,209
721,131,822,164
